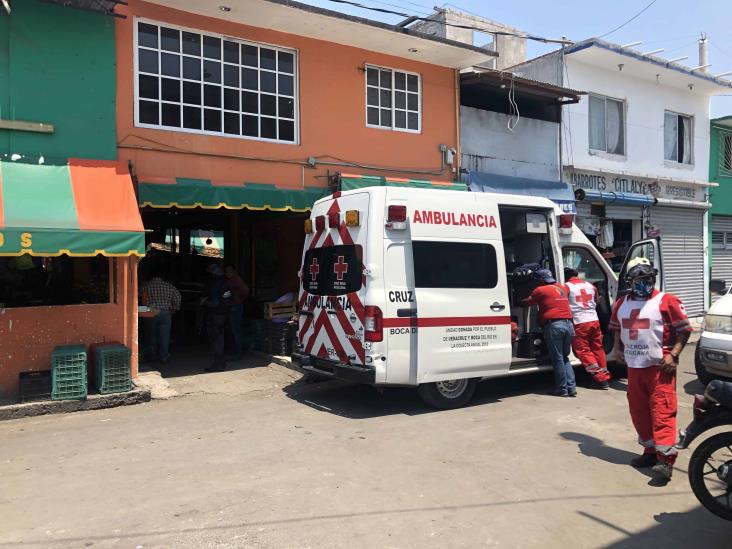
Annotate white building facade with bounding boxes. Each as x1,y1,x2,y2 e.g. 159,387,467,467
514,39,732,316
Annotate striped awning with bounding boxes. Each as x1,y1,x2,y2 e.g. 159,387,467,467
138,179,329,212
339,173,467,191
0,159,145,257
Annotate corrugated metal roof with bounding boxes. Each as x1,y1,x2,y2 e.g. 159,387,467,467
41,0,125,18
462,69,585,100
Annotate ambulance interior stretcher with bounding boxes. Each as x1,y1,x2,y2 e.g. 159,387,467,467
499,207,558,364
499,206,614,363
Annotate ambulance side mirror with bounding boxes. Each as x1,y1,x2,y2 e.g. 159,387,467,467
710,279,727,295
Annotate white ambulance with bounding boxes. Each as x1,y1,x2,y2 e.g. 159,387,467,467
292,186,661,408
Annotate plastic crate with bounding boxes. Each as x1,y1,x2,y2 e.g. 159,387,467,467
95,345,132,394
88,341,123,387
19,370,52,403
51,345,87,401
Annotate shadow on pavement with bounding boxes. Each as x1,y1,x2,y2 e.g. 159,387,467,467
584,506,732,548
283,369,594,419
139,349,271,379
560,432,661,484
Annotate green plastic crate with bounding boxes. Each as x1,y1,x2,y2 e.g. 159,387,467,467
51,345,87,401
95,346,132,394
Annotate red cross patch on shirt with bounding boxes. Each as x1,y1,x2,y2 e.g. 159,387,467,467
622,308,650,340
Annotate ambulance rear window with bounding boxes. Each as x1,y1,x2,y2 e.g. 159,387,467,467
302,245,363,296
413,241,498,289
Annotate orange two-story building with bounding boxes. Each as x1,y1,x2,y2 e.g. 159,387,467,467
114,0,491,349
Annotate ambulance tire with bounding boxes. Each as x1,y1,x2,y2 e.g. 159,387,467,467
417,378,477,409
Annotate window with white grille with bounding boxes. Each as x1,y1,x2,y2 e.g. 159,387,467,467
720,131,732,177
135,20,298,143
365,65,421,133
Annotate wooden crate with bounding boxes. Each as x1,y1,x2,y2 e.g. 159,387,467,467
264,301,297,320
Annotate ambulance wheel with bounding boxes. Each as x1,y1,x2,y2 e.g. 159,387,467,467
418,378,477,409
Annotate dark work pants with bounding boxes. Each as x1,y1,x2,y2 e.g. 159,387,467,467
206,313,227,368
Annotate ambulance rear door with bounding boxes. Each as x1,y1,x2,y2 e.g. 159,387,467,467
299,192,370,366
408,195,512,383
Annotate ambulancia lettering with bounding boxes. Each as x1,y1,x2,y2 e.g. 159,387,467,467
412,210,497,228
305,294,354,311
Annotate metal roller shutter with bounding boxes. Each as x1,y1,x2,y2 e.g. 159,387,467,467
605,204,643,220
650,207,705,316
711,216,732,285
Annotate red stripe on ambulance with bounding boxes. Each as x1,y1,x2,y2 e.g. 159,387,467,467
383,316,512,328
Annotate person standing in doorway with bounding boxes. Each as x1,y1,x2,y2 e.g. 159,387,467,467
565,267,611,389
203,264,231,372
524,269,577,397
140,269,181,363
610,261,691,481
225,263,250,360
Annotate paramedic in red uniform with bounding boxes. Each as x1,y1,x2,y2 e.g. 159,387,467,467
564,267,611,389
610,262,692,481
524,269,577,397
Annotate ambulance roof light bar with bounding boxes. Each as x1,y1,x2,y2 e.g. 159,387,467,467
386,205,407,230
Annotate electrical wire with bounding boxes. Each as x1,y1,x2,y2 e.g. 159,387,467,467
507,73,520,132
323,0,572,45
118,134,447,175
366,0,433,16
598,0,660,39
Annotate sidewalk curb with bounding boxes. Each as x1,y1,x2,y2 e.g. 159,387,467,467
252,352,304,374
0,388,151,421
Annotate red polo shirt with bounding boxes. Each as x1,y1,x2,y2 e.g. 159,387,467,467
524,283,573,326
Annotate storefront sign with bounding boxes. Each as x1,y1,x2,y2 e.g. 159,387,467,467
0,231,33,251
565,168,699,201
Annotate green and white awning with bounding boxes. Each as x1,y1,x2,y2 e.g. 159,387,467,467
0,159,145,257
138,179,329,212
338,173,468,191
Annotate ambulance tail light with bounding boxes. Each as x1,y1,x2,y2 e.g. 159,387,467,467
345,210,360,227
328,211,340,228
386,205,407,230
558,213,574,235
364,306,383,342
304,219,313,234
315,215,326,231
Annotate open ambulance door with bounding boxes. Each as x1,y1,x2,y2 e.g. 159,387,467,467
616,237,663,298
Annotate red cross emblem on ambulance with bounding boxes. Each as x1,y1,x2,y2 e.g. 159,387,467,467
622,309,650,340
576,288,593,309
333,256,349,281
309,258,320,281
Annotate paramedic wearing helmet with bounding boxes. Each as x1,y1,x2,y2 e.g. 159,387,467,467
564,267,611,390
609,259,692,481
524,269,577,397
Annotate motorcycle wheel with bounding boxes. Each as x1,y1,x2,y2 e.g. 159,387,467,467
688,431,732,521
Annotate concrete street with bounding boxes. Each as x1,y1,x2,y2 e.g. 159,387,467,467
1,347,731,548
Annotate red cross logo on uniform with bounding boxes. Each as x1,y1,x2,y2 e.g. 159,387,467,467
576,288,594,309
309,258,320,281
622,308,650,340
333,256,349,281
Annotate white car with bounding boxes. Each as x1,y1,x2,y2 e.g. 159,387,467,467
697,286,732,384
